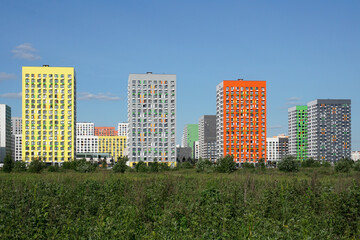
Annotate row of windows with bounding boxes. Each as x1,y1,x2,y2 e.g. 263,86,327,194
25,73,72,78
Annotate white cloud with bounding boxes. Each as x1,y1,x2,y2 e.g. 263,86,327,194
0,72,17,81
286,96,302,105
287,97,301,101
0,92,22,99
78,92,122,101
12,43,41,60
268,125,283,129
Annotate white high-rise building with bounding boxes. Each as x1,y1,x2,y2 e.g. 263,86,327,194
0,104,11,162
118,122,128,137
12,134,22,161
76,122,94,136
76,136,99,153
11,117,22,135
127,72,176,166
194,141,200,160
266,135,288,164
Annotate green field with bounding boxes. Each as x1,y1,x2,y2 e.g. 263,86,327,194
0,168,359,239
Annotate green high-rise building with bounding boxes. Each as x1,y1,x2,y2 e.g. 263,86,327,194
288,105,308,161
181,124,198,158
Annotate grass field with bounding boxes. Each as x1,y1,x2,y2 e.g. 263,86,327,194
0,168,359,239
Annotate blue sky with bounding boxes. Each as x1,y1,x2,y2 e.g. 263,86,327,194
0,0,359,149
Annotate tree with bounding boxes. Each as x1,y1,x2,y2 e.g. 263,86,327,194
28,158,46,173
149,159,159,172
113,156,128,173
278,156,299,172
216,155,236,173
335,158,353,173
135,161,148,172
13,161,27,172
3,153,14,173
257,158,266,170
196,158,213,173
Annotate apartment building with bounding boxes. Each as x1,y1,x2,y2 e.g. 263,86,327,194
199,115,216,161
76,122,94,136
0,104,11,162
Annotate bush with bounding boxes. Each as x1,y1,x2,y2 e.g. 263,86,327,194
257,158,266,170
353,161,360,171
335,158,353,173
62,160,77,170
113,157,128,173
321,160,331,168
278,156,299,172
301,158,321,168
2,154,14,173
48,165,60,172
242,162,255,169
75,159,97,173
158,163,170,171
13,161,27,172
28,159,46,173
178,162,193,169
135,161,148,173
196,158,213,173
149,160,159,172
216,155,236,173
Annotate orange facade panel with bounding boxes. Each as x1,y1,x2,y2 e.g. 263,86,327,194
95,127,116,136
222,80,266,163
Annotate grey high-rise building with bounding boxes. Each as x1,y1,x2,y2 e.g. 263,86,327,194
11,117,22,162
307,99,351,162
127,72,176,166
0,104,11,162
199,115,216,161
288,99,351,162
11,117,22,135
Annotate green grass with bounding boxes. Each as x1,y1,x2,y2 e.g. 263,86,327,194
0,168,360,239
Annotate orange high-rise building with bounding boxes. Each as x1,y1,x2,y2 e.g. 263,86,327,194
94,127,116,136
216,79,266,164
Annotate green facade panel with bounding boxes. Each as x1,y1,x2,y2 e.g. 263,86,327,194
296,106,308,161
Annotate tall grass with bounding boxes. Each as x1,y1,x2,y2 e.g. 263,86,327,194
0,169,359,239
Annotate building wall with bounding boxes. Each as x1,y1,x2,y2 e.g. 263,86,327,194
176,147,192,161
199,115,216,161
22,66,76,162
98,136,127,161
0,104,11,162
216,79,266,163
76,136,99,153
181,124,198,158
128,73,176,165
94,127,116,136
308,99,351,162
11,117,22,135
12,134,22,161
266,135,288,163
194,141,199,160
118,123,128,137
76,122,94,136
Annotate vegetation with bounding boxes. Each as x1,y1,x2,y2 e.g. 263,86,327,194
2,153,14,173
112,157,128,173
28,159,46,173
0,168,359,239
278,156,299,172
13,161,27,172
196,158,214,173
215,155,236,173
335,158,354,173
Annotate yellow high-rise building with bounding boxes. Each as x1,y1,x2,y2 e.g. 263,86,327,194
22,65,76,162
98,136,127,161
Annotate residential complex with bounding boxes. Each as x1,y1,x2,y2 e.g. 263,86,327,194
199,115,216,161
288,99,351,162
98,136,127,161
127,72,176,166
22,65,76,162
0,104,11,162
194,141,200,160
12,134,22,161
76,136,99,153
95,127,117,136
266,134,289,164
181,124,198,158
11,117,22,135
76,122,94,136
118,122,128,137
216,79,266,163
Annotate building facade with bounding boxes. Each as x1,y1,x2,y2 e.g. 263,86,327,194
199,115,216,161
266,135,288,164
288,106,308,161
216,79,266,163
22,65,76,162
288,99,351,162
76,122,94,136
0,104,11,162
127,72,176,166
176,147,192,162
98,136,127,161
193,141,200,160
76,136,99,153
118,122,128,137
181,124,198,157
12,134,22,161
95,127,117,136
11,117,22,135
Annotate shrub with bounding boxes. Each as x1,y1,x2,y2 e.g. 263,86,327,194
353,161,360,171
335,158,353,173
196,158,213,173
135,161,148,172
158,163,170,171
75,159,97,173
149,160,159,172
257,158,266,170
178,162,193,169
13,161,27,172
278,156,299,172
28,159,46,173
321,160,331,168
301,158,321,168
242,162,255,169
216,155,236,173
2,154,14,173
62,160,77,170
48,165,60,172
113,157,128,173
